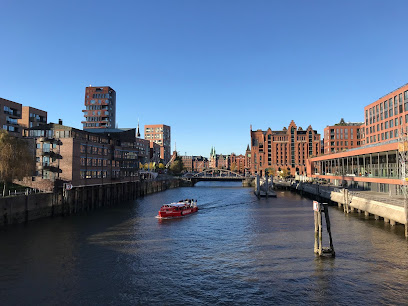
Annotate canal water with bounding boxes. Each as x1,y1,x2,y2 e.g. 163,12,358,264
1,181,408,305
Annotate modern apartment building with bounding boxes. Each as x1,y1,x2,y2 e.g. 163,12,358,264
0,98,47,137
323,119,364,154
21,123,148,190
250,121,321,176
144,124,171,164
18,106,47,129
364,83,408,145
149,142,161,164
82,86,116,129
308,83,408,195
0,98,22,137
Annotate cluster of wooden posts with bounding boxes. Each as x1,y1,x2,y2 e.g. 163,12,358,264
313,200,335,257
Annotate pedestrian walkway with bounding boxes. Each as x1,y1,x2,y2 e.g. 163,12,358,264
351,190,405,208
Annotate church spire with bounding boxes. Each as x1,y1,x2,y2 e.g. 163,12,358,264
136,119,141,138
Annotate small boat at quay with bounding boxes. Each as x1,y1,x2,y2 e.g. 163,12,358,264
156,199,198,219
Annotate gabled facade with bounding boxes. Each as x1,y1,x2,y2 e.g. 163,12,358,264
250,121,321,176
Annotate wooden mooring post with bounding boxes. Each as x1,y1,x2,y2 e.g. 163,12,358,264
313,201,335,257
255,174,260,199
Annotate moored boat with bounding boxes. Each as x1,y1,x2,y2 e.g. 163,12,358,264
156,199,198,219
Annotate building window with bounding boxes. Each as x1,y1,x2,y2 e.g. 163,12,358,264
389,98,393,117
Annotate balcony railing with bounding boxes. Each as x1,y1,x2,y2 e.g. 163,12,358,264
4,109,21,117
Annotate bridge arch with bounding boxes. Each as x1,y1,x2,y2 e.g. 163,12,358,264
192,169,245,179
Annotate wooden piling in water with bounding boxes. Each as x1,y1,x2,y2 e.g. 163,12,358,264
313,201,335,257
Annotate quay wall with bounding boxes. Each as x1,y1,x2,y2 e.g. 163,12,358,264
0,179,180,227
292,182,406,226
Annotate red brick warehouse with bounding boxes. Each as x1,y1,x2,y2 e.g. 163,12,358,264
250,120,321,176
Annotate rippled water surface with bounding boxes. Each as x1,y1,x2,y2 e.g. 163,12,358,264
1,181,408,305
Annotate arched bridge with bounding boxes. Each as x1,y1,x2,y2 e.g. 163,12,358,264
184,169,248,185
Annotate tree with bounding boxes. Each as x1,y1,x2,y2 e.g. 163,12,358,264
230,162,237,172
158,163,165,169
266,167,276,176
169,156,184,175
148,162,156,171
0,130,35,196
399,126,408,237
281,168,290,179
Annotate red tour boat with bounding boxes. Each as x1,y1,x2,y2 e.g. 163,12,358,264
156,199,198,219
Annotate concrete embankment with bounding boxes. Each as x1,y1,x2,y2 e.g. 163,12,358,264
280,182,407,234
0,179,180,227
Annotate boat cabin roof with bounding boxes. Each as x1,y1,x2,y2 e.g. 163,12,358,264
163,202,188,208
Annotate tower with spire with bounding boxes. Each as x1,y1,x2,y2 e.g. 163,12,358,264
136,119,141,138
209,146,217,168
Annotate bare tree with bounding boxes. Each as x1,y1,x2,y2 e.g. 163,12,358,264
398,126,408,237
0,130,35,196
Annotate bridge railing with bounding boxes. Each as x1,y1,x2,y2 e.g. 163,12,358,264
192,169,245,179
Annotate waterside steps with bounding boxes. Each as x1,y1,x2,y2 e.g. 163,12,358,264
313,201,335,257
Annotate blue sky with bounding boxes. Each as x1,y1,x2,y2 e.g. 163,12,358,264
1,0,408,157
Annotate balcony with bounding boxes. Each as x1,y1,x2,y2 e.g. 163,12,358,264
6,119,19,126
38,137,62,145
37,164,62,173
38,151,62,159
4,109,21,118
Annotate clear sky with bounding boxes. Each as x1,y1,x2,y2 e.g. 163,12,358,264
1,0,408,157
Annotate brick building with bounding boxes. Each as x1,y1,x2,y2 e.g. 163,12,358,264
180,155,209,172
230,153,246,174
245,145,251,175
18,106,47,129
250,121,321,176
82,86,116,129
150,142,161,164
181,155,193,172
144,124,171,164
209,147,230,170
308,83,408,195
323,118,364,154
22,123,148,190
0,98,22,137
193,156,209,172
1,97,47,137
364,83,408,146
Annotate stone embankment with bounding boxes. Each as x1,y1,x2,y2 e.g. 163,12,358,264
275,181,407,236
0,178,180,227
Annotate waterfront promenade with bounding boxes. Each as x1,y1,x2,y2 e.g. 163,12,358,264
276,181,408,235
